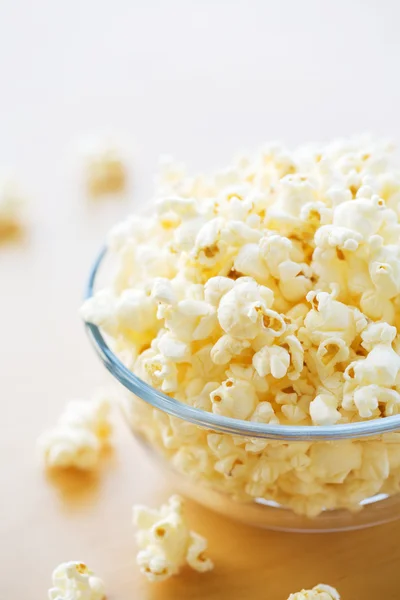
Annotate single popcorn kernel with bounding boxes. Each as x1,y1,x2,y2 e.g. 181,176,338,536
287,583,340,600
48,561,105,600
80,137,127,197
37,391,112,470
133,495,213,582
88,154,125,196
82,136,400,519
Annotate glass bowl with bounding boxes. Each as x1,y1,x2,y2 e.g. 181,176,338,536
84,247,400,532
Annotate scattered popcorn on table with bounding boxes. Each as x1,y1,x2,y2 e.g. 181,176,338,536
0,173,24,239
82,137,400,516
133,495,213,582
287,583,340,600
38,392,112,470
48,561,105,600
81,137,126,197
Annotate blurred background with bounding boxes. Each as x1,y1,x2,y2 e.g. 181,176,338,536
1,1,400,597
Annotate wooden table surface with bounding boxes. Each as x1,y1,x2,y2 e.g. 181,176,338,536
2,2,400,598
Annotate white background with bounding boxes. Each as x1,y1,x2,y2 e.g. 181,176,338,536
1,0,400,193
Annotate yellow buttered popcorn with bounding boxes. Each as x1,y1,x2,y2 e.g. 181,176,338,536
133,495,213,582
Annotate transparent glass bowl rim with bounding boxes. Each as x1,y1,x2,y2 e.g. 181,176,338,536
84,246,400,442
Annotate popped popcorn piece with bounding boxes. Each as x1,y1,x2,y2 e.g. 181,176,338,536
59,393,112,441
80,289,120,335
287,583,340,600
38,393,112,470
309,393,341,425
314,224,362,251
38,427,101,470
107,214,158,250
303,291,357,345
204,276,235,306
259,233,292,277
333,195,393,238
211,335,251,365
48,561,105,600
210,377,258,419
134,348,179,392
253,345,290,379
82,138,126,196
217,279,274,339
133,495,213,582
233,243,269,283
151,277,176,305
161,299,217,343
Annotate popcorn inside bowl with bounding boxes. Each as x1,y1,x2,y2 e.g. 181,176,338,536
82,137,400,519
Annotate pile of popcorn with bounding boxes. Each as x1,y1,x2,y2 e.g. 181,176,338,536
82,137,400,517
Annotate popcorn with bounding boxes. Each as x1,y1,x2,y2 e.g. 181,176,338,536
81,137,126,197
253,345,290,379
59,393,112,440
233,243,270,283
38,427,100,470
115,289,158,334
204,276,235,306
281,335,304,380
151,277,176,305
133,495,213,582
347,384,400,418
210,378,258,419
38,393,112,470
309,393,341,425
259,233,292,277
309,442,362,484
162,299,217,343
350,343,400,387
107,215,157,251
80,290,120,336
83,136,400,518
332,195,389,238
368,235,400,298
303,292,357,345
287,583,340,600
48,561,105,600
211,335,251,365
217,279,274,339
361,321,397,350
313,337,350,377
134,348,179,393
314,224,362,252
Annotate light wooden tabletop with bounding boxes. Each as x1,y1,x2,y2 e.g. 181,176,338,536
2,1,400,597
